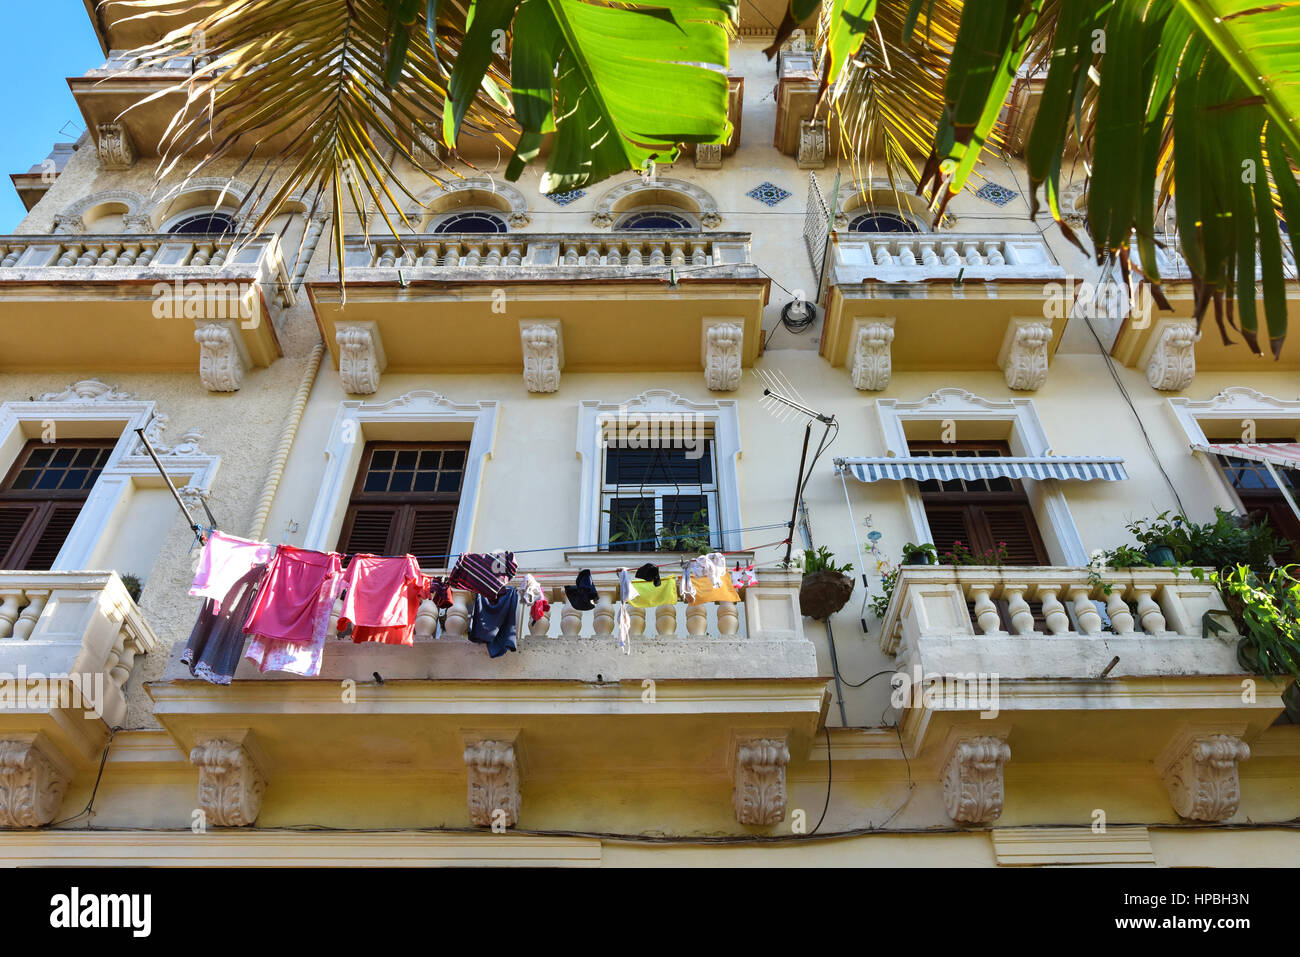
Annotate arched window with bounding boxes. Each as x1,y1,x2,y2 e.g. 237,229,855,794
848,211,920,233
432,210,508,233
617,209,696,230
168,211,236,234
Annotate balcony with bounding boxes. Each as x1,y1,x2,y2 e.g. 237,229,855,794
310,232,767,394
877,565,1287,823
146,568,828,828
0,572,159,827
820,232,1068,391
0,233,288,390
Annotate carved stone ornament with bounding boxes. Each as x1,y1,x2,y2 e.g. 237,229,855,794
733,737,790,825
942,736,1011,824
190,739,265,827
702,321,743,392
695,142,723,170
797,119,827,170
464,740,520,828
998,318,1053,391
1160,733,1250,822
195,323,245,392
97,122,135,171
851,319,895,391
336,322,387,396
0,739,70,828
520,321,562,393
1145,320,1199,392
37,379,134,403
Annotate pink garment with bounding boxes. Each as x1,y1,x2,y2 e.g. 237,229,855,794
189,531,276,614
242,546,345,678
338,554,430,646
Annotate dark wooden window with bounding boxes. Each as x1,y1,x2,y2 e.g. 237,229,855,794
1215,450,1300,563
911,441,1050,565
336,443,467,567
0,440,114,570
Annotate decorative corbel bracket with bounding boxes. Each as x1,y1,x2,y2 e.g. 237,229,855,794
733,735,791,826
942,735,1011,824
1142,318,1199,392
463,737,521,828
335,321,387,396
850,317,896,391
194,320,253,393
520,319,564,394
797,118,827,170
0,735,73,828
997,317,1053,392
97,123,136,171
1157,728,1250,822
702,318,744,392
190,734,266,827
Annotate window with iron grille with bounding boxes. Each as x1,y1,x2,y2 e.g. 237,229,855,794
601,441,718,552
337,443,467,568
0,440,114,570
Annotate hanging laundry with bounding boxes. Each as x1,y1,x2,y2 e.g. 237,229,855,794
427,577,454,610
338,554,430,646
615,568,635,653
629,576,679,608
680,552,728,602
468,586,520,658
565,569,599,611
181,561,269,685
683,572,741,606
521,574,549,625
449,550,517,601
243,545,345,678
634,562,661,587
731,562,758,590
189,530,275,614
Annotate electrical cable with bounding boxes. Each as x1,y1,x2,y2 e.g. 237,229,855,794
810,723,832,835
48,726,119,827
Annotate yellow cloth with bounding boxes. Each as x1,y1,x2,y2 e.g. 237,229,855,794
684,573,741,605
629,578,679,608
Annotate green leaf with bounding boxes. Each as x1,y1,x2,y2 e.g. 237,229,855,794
444,0,521,148
825,0,879,96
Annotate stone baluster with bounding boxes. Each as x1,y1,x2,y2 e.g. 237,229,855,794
941,242,961,266
1036,584,1071,635
873,242,895,266
655,603,677,638
481,240,503,266
209,244,229,267
1,245,23,267
117,243,142,266
896,241,917,266
413,598,439,638
717,602,740,636
584,243,602,266
442,242,461,267
690,242,707,266
76,245,104,266
648,243,667,267
969,585,1003,635
626,604,646,637
685,602,708,636
1000,584,1035,635
504,242,524,266
985,242,1005,266
626,243,644,266
377,244,399,267
563,243,581,266
1105,589,1136,636
56,245,84,267
444,591,472,638
961,242,983,266
1131,585,1167,635
0,590,24,638
190,243,215,267
592,591,616,636
668,240,687,267
560,599,583,637
1070,585,1103,635
417,243,439,266
12,591,48,641
136,242,158,266
461,242,482,267
108,632,138,689
604,242,623,267
96,244,122,266
529,596,553,638
399,248,416,267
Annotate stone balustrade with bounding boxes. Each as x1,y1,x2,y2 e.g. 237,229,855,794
831,232,1064,284
1130,242,1298,282
0,232,282,280
339,231,754,273
0,572,159,728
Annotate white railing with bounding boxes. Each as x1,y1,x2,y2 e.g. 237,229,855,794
0,572,159,727
340,231,753,272
1130,242,1298,282
831,232,1065,284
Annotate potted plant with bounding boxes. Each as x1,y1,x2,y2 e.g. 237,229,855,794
118,573,143,603
941,540,1010,566
657,508,712,554
901,542,938,566
794,546,856,620
1126,508,1285,571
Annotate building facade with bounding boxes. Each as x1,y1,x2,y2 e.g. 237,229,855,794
0,6,1296,866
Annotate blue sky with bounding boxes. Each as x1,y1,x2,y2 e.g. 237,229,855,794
0,0,104,230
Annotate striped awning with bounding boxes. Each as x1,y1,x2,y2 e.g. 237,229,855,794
1193,442,1300,469
835,455,1128,483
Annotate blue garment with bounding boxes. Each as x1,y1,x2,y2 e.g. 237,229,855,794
469,586,519,658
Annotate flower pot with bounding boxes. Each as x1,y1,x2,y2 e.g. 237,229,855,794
799,571,855,621
904,552,935,566
1145,544,1176,567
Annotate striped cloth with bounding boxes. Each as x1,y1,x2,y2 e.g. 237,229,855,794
837,456,1128,483
448,551,518,601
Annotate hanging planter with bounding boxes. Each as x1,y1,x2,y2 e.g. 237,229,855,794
793,546,856,620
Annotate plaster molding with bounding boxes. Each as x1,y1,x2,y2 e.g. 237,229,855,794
190,738,265,827
1144,319,1199,392
55,189,148,232
0,737,71,828
797,118,827,170
520,320,563,393
335,321,387,396
850,317,895,391
1158,730,1250,822
412,177,529,227
694,142,723,170
590,177,722,230
194,321,250,392
464,740,520,828
733,736,790,825
942,736,1010,823
37,379,136,403
702,319,744,392
96,123,135,170
998,317,1053,391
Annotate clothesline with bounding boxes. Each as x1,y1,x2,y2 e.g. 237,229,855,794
520,536,791,580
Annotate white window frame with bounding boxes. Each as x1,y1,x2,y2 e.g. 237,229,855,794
600,440,720,551
301,390,497,561
0,383,219,570
875,388,1089,566
577,390,742,551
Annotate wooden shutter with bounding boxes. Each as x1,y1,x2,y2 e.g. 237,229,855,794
0,502,82,570
922,506,976,557
408,506,456,566
981,504,1050,565
0,504,41,568
339,506,400,556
